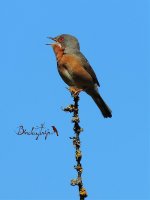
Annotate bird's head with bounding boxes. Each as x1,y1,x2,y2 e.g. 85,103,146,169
46,34,80,50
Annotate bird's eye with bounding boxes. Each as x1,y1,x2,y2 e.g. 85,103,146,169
58,37,64,43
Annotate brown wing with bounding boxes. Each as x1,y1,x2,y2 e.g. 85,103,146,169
75,51,100,87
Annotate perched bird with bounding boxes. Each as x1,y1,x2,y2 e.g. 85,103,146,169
47,34,112,118
51,126,59,136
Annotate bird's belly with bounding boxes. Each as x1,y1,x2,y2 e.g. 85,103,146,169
58,66,75,86
58,55,94,89
59,66,92,89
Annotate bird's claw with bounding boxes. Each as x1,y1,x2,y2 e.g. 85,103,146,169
67,87,83,97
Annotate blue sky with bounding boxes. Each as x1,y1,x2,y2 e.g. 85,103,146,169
0,0,149,199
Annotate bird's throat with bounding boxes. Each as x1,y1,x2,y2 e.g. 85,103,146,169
52,44,64,62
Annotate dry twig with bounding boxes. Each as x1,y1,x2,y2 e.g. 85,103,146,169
63,89,88,200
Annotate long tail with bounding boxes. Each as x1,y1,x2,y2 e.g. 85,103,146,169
87,90,112,118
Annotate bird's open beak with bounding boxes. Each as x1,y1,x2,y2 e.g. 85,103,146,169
46,36,62,48
46,36,57,46
47,36,57,41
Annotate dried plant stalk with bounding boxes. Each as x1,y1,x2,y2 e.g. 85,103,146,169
64,90,88,200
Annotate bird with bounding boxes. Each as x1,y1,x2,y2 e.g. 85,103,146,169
46,34,112,118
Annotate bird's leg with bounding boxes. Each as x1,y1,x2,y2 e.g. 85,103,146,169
68,87,83,97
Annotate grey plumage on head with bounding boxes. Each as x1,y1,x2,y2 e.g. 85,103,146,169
55,34,80,50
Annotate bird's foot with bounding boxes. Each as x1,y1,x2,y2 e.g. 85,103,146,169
67,87,83,97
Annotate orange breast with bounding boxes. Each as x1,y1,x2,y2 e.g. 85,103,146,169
52,44,64,62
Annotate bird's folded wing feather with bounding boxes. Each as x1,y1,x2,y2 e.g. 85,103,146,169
75,51,100,87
